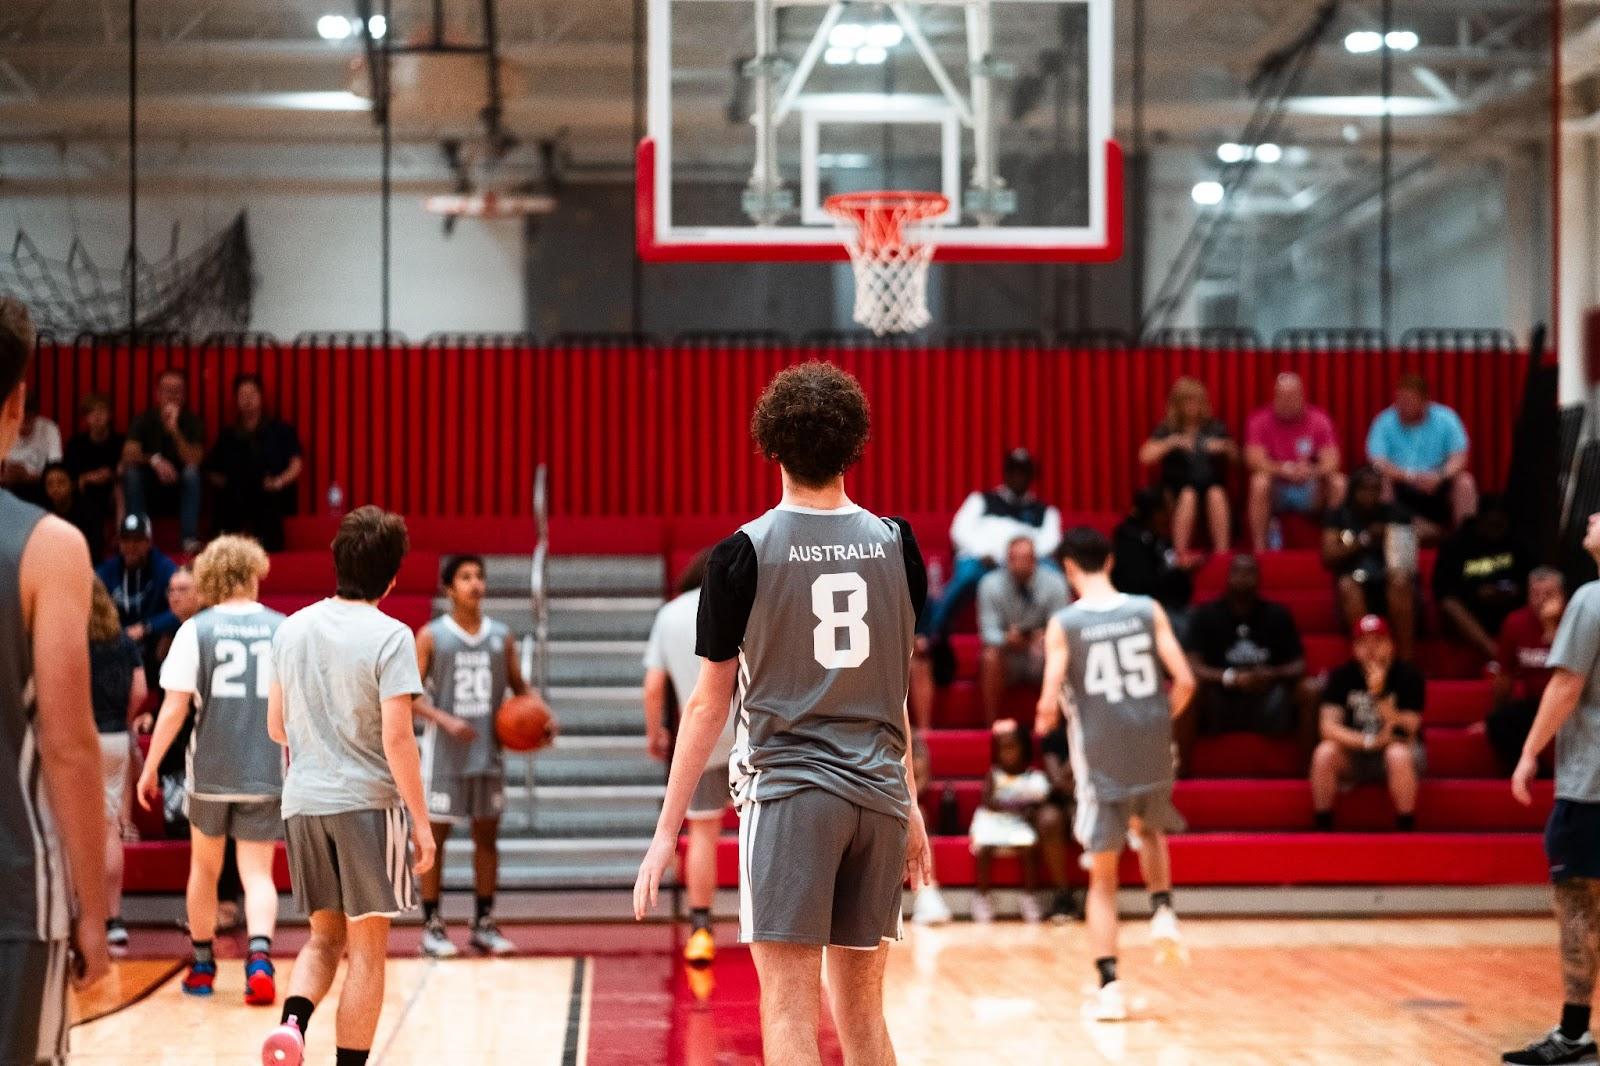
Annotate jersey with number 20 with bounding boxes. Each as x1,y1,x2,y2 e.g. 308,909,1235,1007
701,505,921,822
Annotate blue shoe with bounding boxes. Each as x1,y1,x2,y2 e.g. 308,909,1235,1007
182,959,217,996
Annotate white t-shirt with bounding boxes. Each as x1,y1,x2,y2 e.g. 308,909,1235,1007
6,416,62,477
643,588,737,768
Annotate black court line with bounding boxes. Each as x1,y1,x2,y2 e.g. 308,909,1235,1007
562,957,588,1066
71,961,185,1028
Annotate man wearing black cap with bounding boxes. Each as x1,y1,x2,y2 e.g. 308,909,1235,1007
95,514,180,646
919,448,1063,641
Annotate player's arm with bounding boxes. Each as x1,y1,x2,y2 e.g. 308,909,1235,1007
381,691,436,875
267,680,286,745
504,631,533,699
1151,602,1195,719
135,690,194,809
642,667,671,761
1319,703,1368,749
1034,616,1069,735
899,699,932,889
408,626,475,741
22,517,109,987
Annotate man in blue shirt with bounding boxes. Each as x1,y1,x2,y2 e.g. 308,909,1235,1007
1365,373,1478,534
95,513,178,645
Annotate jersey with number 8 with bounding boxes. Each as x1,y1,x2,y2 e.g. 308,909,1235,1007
190,604,288,800
1055,594,1174,803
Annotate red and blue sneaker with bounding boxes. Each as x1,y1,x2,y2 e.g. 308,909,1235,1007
181,958,217,996
244,952,276,1007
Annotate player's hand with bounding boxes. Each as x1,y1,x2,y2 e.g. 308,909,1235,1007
646,727,670,761
441,715,477,743
131,712,154,735
903,809,932,890
633,833,676,920
1511,752,1539,806
410,819,436,876
1033,697,1059,737
135,766,161,812
126,623,147,643
150,455,178,484
71,914,111,990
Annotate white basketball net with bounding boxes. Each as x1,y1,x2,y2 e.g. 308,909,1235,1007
825,192,950,336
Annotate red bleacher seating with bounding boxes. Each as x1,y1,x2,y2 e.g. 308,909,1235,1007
262,550,441,597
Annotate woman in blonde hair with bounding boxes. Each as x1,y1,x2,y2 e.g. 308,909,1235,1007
137,534,287,1004
90,577,147,954
1138,376,1238,557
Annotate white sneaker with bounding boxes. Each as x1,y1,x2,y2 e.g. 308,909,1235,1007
1150,905,1186,964
970,893,995,924
469,918,515,956
1017,893,1043,924
1091,980,1128,1021
419,918,460,958
912,885,953,926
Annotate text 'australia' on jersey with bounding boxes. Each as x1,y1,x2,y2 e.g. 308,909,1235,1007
188,605,288,800
697,504,926,822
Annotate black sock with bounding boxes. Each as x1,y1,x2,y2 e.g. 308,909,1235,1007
1395,813,1416,832
475,895,494,923
1314,810,1334,831
1562,1003,1592,1041
1150,890,1173,913
335,1048,369,1066
248,936,271,957
1095,956,1118,988
423,899,439,924
690,907,711,932
281,995,316,1034
191,940,214,965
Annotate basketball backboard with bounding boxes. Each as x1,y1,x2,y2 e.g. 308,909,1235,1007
638,0,1120,263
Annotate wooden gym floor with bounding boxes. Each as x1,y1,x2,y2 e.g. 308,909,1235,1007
72,917,1563,1064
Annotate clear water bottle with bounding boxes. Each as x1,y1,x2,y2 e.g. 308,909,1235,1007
326,482,345,518
927,556,946,599
1267,517,1284,552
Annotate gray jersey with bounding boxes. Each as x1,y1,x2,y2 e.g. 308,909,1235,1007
1057,593,1174,803
0,491,70,943
725,505,917,821
422,615,510,779
186,605,286,800
1550,581,1600,802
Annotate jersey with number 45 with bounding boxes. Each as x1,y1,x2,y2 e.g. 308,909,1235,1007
187,604,287,800
1055,593,1173,803
712,505,920,822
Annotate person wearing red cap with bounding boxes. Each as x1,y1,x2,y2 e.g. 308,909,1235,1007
1309,613,1426,831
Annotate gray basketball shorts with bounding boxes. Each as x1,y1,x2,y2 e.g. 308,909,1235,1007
739,787,908,949
285,808,418,920
425,773,506,825
1073,784,1186,855
686,767,731,820
0,938,70,1066
187,795,284,842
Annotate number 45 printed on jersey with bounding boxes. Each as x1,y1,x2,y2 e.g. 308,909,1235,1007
1084,633,1158,704
812,573,870,669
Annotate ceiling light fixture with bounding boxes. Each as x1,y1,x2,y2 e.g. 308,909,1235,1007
317,14,353,40
1191,181,1225,207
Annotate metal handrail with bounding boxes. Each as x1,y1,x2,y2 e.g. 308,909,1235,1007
525,463,550,830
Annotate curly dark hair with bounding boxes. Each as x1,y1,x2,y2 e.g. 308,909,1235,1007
750,361,871,488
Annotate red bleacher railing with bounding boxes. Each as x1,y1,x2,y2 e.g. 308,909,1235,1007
29,335,1532,520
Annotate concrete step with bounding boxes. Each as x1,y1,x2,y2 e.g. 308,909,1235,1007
545,640,648,687
437,836,650,890
543,686,646,735
549,556,664,598
459,597,661,640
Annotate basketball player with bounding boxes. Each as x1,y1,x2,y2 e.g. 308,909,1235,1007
0,297,110,1065
412,553,542,958
1505,513,1600,1064
634,362,932,1066
1035,526,1195,1022
641,550,732,964
259,506,435,1066
136,535,285,1004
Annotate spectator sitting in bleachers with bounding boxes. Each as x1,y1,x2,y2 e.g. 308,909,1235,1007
89,577,147,956
1178,555,1310,775
63,393,124,555
97,513,178,649
1310,614,1426,832
1139,376,1237,557
42,461,103,562
1432,494,1532,664
1365,373,1477,537
205,373,303,552
977,536,1071,725
969,722,1063,925
122,368,206,552
1110,487,1197,633
1035,717,1082,922
1481,567,1567,774
2,393,62,506
1245,372,1346,551
151,565,201,667
919,448,1062,641
1322,466,1417,660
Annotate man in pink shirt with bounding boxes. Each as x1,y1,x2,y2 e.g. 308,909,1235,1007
1245,373,1346,550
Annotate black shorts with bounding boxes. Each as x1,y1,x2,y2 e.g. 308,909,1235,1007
1393,479,1455,526
1195,682,1296,737
1545,799,1600,883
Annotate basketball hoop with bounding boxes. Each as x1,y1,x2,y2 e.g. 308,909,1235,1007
824,191,950,336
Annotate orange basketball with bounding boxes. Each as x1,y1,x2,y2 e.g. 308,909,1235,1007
495,694,553,752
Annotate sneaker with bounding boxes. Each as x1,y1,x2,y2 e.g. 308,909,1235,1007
1046,890,1081,924
469,918,515,956
105,918,130,956
1018,893,1043,924
970,893,995,924
683,927,716,965
684,965,716,1004
911,885,953,926
244,952,276,1007
419,917,460,959
260,1019,305,1066
1091,980,1128,1022
1502,1028,1600,1064
1150,905,1187,965
181,959,217,997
